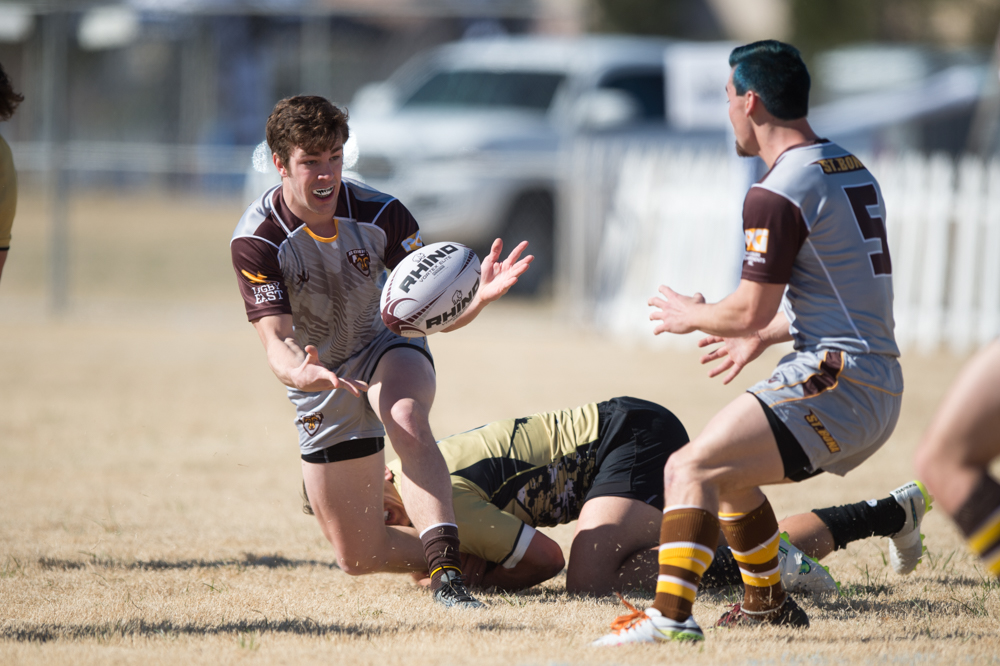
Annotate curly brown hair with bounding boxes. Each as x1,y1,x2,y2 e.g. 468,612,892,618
265,96,349,166
0,62,23,122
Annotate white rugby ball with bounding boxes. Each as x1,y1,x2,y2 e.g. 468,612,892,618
380,242,481,337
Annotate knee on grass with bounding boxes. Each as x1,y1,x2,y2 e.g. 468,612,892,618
322,532,395,575
335,549,388,576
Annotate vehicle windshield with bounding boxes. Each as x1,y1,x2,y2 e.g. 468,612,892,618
401,70,565,111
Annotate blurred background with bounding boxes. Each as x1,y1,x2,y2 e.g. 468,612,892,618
0,0,998,353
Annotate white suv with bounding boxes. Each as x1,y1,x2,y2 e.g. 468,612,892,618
346,35,687,294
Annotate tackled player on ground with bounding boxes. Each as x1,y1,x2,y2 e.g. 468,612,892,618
301,397,930,599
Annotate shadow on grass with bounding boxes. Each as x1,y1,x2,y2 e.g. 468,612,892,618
3,616,534,644
1,617,400,643
38,553,338,572
812,594,967,621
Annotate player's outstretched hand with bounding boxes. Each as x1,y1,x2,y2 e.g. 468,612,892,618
477,238,534,303
648,285,705,335
698,333,766,384
290,344,369,395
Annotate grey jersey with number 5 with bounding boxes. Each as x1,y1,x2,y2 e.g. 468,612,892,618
741,140,899,357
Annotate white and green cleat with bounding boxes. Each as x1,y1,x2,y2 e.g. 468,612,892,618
592,598,704,646
778,533,839,596
889,480,934,575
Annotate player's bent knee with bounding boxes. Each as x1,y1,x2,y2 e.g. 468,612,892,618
334,545,388,576
541,545,566,579
336,558,382,576
382,399,432,443
318,529,393,576
663,446,713,490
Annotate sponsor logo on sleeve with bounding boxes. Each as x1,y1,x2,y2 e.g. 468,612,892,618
299,413,323,436
241,269,270,284
804,411,841,453
251,281,284,305
347,248,371,277
743,228,769,267
745,228,769,253
242,268,286,304
401,231,424,253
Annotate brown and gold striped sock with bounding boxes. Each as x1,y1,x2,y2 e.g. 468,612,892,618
955,473,1000,578
720,499,785,615
651,506,719,622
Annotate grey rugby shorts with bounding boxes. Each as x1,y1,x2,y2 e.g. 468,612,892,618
287,327,433,456
749,349,903,477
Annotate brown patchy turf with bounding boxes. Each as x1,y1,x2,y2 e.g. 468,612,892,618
1,191,999,665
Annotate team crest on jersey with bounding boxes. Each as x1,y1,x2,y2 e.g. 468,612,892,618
347,249,371,277
300,413,323,436
745,228,769,253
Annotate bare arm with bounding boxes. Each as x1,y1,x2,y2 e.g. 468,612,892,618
648,279,787,339
441,238,533,333
251,314,367,395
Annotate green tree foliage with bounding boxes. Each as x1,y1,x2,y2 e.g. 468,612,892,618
589,0,725,40
790,0,1000,60
589,0,999,52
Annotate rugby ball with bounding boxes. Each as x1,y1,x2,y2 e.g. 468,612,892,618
380,242,481,337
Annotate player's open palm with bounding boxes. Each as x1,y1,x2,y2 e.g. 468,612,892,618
698,333,767,384
477,238,534,302
648,285,705,335
290,344,369,396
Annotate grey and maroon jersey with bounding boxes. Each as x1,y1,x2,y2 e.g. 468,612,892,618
741,140,899,357
231,179,424,369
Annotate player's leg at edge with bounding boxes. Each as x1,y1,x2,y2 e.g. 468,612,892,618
915,340,1000,578
368,346,484,608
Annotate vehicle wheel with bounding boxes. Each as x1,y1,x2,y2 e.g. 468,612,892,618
499,191,554,296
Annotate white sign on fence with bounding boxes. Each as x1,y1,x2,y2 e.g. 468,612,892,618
559,140,1000,355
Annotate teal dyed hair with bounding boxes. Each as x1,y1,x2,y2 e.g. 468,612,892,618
729,40,810,121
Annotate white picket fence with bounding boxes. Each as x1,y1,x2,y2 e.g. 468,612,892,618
557,139,1000,354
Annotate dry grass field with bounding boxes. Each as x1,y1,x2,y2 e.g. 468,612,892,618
1,191,999,665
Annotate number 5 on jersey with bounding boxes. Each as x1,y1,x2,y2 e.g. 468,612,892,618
844,184,891,277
